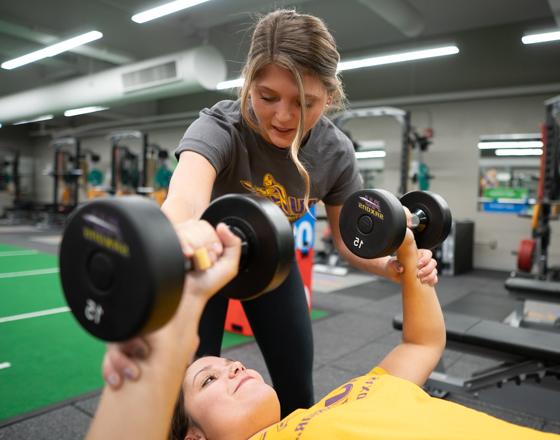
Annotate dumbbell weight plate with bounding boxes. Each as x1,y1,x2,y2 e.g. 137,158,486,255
517,238,536,272
59,196,185,342
339,189,407,259
400,191,452,250
201,194,294,300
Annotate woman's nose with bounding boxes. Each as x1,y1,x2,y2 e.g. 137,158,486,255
228,361,246,377
275,102,294,122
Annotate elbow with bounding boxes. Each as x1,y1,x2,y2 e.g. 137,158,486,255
438,317,447,354
427,308,446,360
432,328,446,363
436,334,446,360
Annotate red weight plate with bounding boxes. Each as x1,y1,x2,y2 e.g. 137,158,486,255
517,238,536,272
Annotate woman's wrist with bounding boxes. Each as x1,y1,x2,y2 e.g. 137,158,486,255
363,255,391,276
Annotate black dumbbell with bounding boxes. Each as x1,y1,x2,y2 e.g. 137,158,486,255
339,189,452,259
59,194,294,342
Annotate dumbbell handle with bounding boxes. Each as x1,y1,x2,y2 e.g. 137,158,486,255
182,226,250,273
410,208,427,232
184,248,213,272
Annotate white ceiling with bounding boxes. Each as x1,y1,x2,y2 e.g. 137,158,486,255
0,0,559,133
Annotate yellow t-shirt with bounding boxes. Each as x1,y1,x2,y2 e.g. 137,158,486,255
250,367,557,439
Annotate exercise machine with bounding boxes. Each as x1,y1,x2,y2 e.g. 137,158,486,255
81,149,107,200
410,128,434,191
504,95,560,327
1,150,22,220
37,137,82,227
139,142,172,205
333,106,412,195
108,131,142,196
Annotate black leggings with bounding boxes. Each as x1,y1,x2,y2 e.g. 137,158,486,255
196,260,314,417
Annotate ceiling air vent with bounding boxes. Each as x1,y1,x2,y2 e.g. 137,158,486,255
122,60,179,93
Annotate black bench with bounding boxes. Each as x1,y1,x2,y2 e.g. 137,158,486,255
392,311,560,362
392,311,560,420
505,276,560,298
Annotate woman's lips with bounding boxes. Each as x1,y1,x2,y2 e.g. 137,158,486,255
272,125,294,134
234,376,254,393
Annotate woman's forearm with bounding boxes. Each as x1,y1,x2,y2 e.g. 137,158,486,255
397,246,445,350
87,294,207,440
87,359,186,440
160,151,216,224
161,193,205,223
337,243,392,277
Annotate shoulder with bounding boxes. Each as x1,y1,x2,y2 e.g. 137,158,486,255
302,116,357,169
198,99,244,127
312,116,356,154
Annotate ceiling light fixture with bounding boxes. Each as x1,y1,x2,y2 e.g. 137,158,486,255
337,45,459,72
355,151,386,159
478,140,543,149
216,44,459,89
13,114,54,125
522,30,560,45
1,31,103,70
132,0,211,23
495,148,543,156
64,106,109,117
216,78,244,90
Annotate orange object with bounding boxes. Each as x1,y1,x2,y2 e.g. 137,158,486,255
531,204,541,231
225,248,315,336
224,299,252,336
87,188,107,200
152,188,167,206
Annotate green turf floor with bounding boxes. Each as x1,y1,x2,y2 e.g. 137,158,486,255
0,242,328,423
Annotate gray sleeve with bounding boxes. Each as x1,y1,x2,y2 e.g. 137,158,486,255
322,145,363,206
174,108,234,174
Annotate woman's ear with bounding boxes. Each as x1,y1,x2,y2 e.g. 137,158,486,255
185,425,206,440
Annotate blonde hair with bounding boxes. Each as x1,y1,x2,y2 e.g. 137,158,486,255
239,9,346,210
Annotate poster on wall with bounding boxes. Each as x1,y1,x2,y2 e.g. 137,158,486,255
480,187,530,214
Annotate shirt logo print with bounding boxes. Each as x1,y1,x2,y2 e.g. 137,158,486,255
240,173,317,221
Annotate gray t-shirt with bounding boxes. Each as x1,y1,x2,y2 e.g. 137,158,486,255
175,100,362,222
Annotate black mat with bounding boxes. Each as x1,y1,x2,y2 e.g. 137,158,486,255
465,269,511,280
444,291,518,321
332,280,398,301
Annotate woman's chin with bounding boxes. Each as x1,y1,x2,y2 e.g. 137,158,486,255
269,134,293,148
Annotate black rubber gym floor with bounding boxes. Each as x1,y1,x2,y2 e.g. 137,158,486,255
1,226,559,438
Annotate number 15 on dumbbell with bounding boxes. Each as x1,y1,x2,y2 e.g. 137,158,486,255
339,189,452,259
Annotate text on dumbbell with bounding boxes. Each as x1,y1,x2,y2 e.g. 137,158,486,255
82,226,130,257
358,202,384,220
354,237,364,249
85,299,104,325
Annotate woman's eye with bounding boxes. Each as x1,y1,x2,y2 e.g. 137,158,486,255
202,375,216,387
261,96,275,102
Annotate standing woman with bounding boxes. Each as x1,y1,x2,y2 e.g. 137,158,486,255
161,9,437,417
